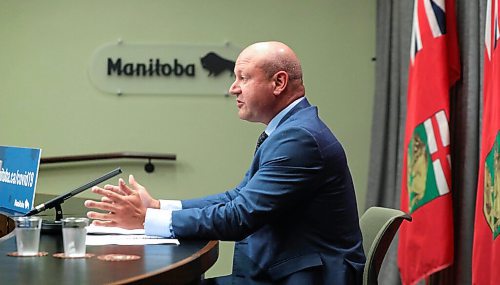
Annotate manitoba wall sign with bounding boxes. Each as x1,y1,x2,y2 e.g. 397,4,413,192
88,41,240,95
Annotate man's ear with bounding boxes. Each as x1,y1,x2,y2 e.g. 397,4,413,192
272,71,289,96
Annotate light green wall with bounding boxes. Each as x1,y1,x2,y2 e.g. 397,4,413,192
0,0,375,278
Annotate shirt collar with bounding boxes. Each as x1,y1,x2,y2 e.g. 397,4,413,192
265,97,305,136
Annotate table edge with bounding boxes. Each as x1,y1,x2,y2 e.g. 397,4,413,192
111,240,220,285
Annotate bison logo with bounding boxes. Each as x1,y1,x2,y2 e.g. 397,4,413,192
200,52,235,77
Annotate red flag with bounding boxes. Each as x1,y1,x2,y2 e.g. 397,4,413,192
398,0,460,284
472,1,500,284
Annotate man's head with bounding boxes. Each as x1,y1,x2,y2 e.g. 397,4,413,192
228,41,305,124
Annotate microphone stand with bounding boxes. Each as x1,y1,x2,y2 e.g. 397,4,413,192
26,168,122,232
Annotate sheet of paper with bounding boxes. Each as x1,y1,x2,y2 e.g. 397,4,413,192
86,234,179,246
86,225,145,235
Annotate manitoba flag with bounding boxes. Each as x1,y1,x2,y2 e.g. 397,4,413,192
472,0,500,284
398,0,460,284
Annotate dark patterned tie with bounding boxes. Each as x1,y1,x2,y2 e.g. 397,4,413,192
255,131,268,153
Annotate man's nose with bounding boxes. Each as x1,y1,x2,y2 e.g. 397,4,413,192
228,81,240,96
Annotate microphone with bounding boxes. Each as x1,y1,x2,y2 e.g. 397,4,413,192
25,167,122,217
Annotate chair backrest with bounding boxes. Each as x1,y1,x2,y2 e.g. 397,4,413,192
359,207,412,285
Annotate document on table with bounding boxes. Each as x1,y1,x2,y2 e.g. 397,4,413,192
87,225,146,235
86,225,179,246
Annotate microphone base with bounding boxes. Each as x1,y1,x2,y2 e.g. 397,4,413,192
41,220,62,234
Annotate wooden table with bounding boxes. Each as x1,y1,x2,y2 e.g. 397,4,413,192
0,215,218,285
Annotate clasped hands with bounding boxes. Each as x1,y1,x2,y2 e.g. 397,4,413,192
85,175,159,229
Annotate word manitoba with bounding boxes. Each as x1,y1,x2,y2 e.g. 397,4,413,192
107,58,195,77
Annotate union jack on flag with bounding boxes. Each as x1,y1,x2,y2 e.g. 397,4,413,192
410,0,447,64
485,0,500,59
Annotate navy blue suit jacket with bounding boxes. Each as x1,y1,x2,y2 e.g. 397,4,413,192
172,98,365,284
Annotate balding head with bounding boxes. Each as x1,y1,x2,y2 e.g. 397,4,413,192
229,41,305,124
240,41,303,82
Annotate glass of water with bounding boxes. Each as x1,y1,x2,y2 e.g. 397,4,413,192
14,216,42,256
61,217,89,257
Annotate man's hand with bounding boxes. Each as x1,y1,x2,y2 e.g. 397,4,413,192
128,175,160,209
84,177,151,229
95,175,160,209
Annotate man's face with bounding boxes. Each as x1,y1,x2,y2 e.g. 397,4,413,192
229,53,275,124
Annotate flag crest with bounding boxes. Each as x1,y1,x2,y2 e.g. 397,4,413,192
483,132,500,239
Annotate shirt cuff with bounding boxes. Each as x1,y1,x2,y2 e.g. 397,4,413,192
159,200,182,211
144,208,173,237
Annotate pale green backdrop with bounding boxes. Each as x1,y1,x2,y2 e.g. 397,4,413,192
0,0,375,277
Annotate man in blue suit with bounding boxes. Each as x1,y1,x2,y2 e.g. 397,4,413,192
86,41,365,284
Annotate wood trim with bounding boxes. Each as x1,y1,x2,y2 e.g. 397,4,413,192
0,214,14,240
